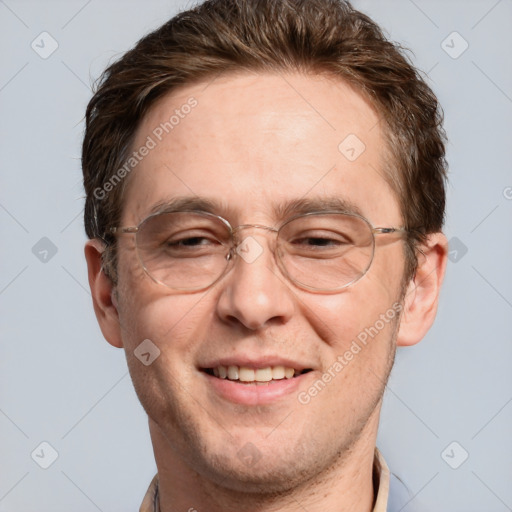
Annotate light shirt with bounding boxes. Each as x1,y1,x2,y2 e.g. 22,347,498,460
139,449,412,512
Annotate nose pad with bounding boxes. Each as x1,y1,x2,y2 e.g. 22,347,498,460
233,234,266,265
217,236,273,300
215,229,294,330
223,224,278,268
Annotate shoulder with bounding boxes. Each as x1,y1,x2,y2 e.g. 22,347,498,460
387,472,416,512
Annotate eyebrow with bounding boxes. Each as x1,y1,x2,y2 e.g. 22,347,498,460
145,195,364,223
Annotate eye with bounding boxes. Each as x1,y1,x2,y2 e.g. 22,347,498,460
168,236,216,247
290,231,352,248
296,236,346,247
163,230,226,252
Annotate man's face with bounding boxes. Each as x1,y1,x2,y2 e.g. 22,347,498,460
115,72,406,492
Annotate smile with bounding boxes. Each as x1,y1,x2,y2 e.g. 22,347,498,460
203,365,313,384
200,363,315,405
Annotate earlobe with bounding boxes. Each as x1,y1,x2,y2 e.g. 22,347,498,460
84,239,124,348
396,233,448,347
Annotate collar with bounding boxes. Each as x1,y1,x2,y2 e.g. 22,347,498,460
140,448,392,512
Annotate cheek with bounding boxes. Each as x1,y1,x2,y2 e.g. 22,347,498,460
115,241,212,347
296,271,402,398
119,290,213,349
117,289,214,410
300,278,401,349
370,243,408,295
116,289,222,413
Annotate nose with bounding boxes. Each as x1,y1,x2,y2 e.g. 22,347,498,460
215,232,295,330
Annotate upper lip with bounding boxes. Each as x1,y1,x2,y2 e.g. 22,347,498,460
199,356,314,372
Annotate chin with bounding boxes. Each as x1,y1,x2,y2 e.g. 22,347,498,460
203,454,316,495
179,427,340,497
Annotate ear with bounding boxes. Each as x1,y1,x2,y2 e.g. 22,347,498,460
84,239,123,348
396,232,448,347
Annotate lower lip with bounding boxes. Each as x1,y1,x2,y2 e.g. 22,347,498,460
202,371,311,405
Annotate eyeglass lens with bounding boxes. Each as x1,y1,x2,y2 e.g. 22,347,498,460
135,211,375,291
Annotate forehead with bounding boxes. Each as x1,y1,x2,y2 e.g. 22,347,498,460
122,72,399,225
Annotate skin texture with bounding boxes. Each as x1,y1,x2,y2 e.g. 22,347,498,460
85,72,448,511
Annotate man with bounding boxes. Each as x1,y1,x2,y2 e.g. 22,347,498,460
83,0,448,510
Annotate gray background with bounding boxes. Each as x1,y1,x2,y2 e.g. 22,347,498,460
1,0,511,510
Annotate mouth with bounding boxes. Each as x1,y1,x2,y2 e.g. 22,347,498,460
202,365,313,385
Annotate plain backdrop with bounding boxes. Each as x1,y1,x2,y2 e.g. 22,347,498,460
1,0,511,510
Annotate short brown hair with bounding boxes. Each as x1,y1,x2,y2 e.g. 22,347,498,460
82,0,447,285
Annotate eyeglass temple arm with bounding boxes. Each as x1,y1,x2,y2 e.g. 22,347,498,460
372,227,407,235
110,226,138,235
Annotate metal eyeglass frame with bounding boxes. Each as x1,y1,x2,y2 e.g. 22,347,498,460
109,209,407,294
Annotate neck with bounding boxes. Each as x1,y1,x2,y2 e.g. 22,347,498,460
149,408,381,512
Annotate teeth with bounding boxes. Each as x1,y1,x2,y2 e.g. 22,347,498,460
284,367,295,379
272,365,285,380
211,365,300,382
255,367,272,382
227,365,239,380
239,367,255,382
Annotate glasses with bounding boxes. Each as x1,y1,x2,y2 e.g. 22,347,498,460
110,210,406,293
